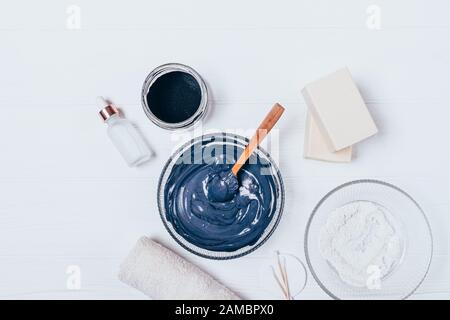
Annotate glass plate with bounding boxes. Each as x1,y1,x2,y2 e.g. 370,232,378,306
305,180,433,299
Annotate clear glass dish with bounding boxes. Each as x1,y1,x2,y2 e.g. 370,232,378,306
158,132,285,259
305,180,433,299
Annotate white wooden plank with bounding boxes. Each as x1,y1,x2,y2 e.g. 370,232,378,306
0,29,449,105
1,1,450,30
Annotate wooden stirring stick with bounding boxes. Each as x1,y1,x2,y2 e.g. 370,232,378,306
231,103,285,176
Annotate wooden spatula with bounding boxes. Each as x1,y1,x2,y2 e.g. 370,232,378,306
231,103,285,176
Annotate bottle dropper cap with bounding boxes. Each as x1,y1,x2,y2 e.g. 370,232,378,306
97,96,119,122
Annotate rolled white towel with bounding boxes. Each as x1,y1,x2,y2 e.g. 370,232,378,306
119,236,241,300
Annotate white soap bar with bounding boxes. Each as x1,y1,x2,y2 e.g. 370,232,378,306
302,68,378,151
304,113,352,162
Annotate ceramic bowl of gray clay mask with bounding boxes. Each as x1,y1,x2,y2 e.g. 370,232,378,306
157,132,285,259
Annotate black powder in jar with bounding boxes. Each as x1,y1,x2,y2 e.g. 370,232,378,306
146,71,202,124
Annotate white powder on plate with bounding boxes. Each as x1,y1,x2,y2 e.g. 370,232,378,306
319,201,403,288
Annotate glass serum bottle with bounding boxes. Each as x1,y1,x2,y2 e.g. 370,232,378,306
97,97,151,167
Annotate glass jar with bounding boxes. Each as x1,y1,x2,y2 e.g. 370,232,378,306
141,63,209,130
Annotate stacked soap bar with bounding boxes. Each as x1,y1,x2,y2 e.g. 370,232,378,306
304,113,353,162
302,68,378,162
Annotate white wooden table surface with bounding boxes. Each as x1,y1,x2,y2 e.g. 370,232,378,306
1,0,449,299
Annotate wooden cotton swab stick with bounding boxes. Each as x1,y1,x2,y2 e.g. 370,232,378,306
281,256,292,300
272,251,292,300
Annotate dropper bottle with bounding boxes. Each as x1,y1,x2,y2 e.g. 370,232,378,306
97,97,151,167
